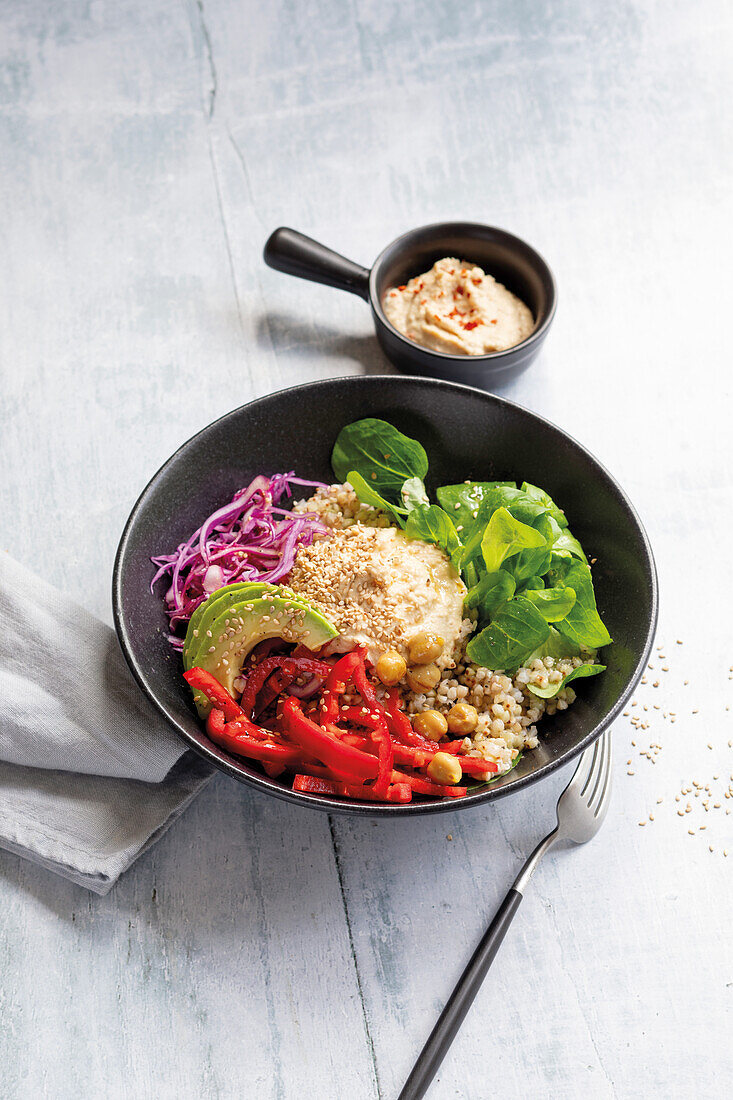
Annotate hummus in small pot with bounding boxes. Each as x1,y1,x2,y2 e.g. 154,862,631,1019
383,257,534,356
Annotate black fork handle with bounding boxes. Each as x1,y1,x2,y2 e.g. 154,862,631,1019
398,888,523,1100
263,227,371,301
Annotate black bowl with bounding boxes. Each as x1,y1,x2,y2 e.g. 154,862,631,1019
264,223,557,389
113,376,657,816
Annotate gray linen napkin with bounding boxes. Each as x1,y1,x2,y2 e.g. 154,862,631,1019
0,552,213,893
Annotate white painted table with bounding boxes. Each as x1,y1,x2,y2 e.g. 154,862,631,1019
1,2,731,1096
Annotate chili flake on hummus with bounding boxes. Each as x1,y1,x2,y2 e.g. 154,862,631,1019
383,257,534,355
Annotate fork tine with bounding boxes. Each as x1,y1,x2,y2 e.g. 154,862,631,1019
586,737,607,808
578,739,600,797
593,736,613,818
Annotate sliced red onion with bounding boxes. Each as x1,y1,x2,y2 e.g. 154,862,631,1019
288,674,324,700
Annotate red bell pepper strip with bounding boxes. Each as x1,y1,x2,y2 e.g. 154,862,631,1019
206,718,311,767
184,667,245,721
351,660,382,710
282,697,378,783
326,701,393,797
319,649,365,723
206,707,228,740
336,706,383,729
332,655,394,796
368,713,393,798
292,774,412,803
382,689,435,749
292,774,337,795
341,733,436,769
289,761,465,799
348,662,394,796
253,668,295,717
240,655,332,717
391,769,467,798
457,756,499,778
335,733,496,777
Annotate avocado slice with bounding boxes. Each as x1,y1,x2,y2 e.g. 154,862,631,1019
190,594,338,717
183,582,310,671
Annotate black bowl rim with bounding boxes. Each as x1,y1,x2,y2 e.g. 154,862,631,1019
113,375,658,817
368,221,558,366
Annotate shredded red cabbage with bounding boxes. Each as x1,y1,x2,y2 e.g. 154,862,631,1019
151,472,330,648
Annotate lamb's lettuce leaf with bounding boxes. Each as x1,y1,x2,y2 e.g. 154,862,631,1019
548,554,612,649
520,482,568,528
465,570,516,615
346,471,407,527
436,482,516,534
400,476,430,513
509,514,553,585
480,508,546,573
529,626,581,662
404,504,462,565
466,597,550,671
524,585,577,622
527,662,606,699
333,418,428,504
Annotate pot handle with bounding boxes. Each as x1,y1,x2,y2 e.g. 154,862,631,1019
264,227,371,301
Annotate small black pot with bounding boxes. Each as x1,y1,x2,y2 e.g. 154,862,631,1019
264,222,557,388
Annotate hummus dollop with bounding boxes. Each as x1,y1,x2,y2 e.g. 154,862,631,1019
383,257,534,355
288,525,466,666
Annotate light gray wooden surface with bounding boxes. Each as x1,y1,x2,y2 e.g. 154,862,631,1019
1,1,731,1097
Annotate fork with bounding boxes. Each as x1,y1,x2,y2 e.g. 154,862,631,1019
398,732,613,1100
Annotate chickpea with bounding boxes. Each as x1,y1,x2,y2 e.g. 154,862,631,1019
447,702,479,736
376,649,407,686
427,752,463,786
408,631,445,665
406,663,441,693
413,709,448,742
